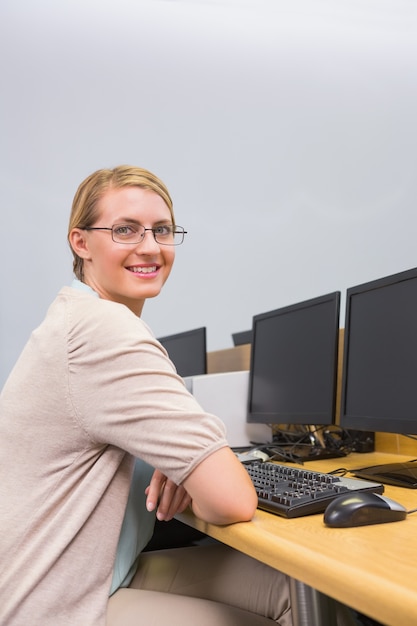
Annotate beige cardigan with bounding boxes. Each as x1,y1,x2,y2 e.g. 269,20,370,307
0,287,227,625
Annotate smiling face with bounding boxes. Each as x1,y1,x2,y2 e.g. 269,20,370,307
69,186,175,316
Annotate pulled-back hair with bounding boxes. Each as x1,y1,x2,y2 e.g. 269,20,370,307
68,165,174,280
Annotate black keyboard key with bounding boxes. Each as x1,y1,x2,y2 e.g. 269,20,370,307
245,462,384,518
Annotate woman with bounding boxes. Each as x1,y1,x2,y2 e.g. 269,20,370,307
0,166,292,626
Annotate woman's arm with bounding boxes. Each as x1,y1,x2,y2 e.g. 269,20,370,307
145,448,257,526
182,447,258,525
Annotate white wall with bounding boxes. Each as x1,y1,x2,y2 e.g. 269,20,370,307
1,0,417,386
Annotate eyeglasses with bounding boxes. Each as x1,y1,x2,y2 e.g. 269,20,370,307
84,223,187,246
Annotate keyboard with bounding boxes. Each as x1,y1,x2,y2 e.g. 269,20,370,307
245,461,384,518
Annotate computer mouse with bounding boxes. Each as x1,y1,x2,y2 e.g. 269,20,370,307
324,491,407,528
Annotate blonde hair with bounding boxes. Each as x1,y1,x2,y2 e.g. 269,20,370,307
68,165,174,280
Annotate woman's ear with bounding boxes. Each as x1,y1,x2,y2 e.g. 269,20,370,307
69,229,91,260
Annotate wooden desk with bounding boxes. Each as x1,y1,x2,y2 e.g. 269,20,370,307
177,452,417,626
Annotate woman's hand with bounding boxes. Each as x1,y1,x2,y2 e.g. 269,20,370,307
145,469,192,521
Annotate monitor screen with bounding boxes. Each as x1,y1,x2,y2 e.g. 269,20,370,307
340,267,417,435
232,330,252,346
158,327,207,378
247,292,341,425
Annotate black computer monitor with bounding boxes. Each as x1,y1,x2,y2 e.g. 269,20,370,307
158,326,207,378
247,292,341,426
232,330,253,346
340,267,417,435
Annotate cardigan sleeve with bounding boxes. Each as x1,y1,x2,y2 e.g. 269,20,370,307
65,293,228,486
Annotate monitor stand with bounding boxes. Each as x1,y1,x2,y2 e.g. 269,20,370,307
233,443,347,464
266,445,347,464
266,425,348,463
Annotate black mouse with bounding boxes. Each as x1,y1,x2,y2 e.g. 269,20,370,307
324,491,407,528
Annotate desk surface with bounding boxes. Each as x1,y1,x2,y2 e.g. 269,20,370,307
176,451,417,626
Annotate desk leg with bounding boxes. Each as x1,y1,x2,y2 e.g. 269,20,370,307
289,578,357,626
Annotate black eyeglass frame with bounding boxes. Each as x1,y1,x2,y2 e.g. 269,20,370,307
83,224,187,246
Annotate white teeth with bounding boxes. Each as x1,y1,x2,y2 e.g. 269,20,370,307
130,266,157,273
